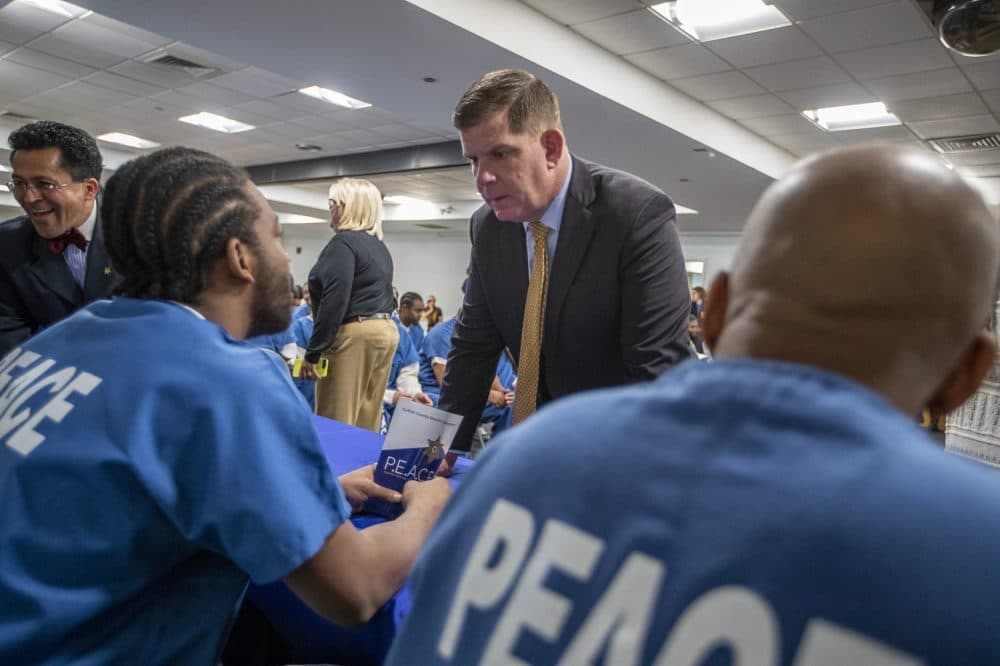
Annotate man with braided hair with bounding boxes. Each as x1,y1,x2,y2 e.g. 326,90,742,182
0,147,451,664
0,121,121,356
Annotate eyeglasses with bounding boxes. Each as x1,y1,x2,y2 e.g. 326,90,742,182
7,179,79,197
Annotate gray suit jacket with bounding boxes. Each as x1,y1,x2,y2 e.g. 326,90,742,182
0,205,120,357
439,155,692,451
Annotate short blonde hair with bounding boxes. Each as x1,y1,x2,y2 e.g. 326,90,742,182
328,177,384,240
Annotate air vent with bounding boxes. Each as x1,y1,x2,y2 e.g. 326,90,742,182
927,133,1000,154
416,223,451,230
141,52,216,77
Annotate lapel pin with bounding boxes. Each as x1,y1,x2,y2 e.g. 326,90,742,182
104,266,112,277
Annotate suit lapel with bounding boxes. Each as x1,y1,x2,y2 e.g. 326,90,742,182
26,232,80,307
84,203,115,300
545,157,597,341
497,213,529,341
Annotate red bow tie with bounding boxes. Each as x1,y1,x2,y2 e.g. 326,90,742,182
47,228,89,255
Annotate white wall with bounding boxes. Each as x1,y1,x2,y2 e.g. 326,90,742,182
678,233,742,286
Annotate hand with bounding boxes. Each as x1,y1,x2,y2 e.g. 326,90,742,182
502,390,514,406
392,391,412,405
339,464,402,513
436,451,459,478
402,476,451,514
488,389,507,408
299,360,320,381
415,392,433,406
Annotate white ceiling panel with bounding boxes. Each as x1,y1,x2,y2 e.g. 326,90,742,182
146,89,214,115
292,114,356,133
833,124,916,142
5,46,98,78
908,115,1000,140
705,26,822,69
740,113,817,135
50,17,163,59
229,99,301,123
863,67,972,101
28,32,127,69
0,2,72,44
521,0,639,25
744,56,851,92
26,81,137,114
767,130,843,155
707,94,794,120
960,164,1000,178
669,70,765,101
0,38,14,55
109,60,209,89
79,13,172,50
960,61,1000,91
209,67,301,98
835,38,954,81
370,124,443,142
573,8,688,55
82,71,165,97
0,59,73,103
769,0,897,21
175,82,256,107
797,1,932,53
983,89,1000,114
777,82,876,110
887,93,990,122
626,43,729,80
944,150,1000,166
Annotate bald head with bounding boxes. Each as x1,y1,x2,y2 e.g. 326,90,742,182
708,143,999,415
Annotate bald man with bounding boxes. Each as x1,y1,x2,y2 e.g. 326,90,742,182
387,144,1000,665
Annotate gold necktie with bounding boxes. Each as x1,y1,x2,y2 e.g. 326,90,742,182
513,221,549,425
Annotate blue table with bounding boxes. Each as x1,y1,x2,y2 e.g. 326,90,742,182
239,415,473,666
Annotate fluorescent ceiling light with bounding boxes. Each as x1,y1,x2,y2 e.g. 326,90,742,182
97,132,161,149
298,85,371,110
649,0,791,42
0,165,10,173
16,0,83,18
178,112,255,134
802,102,901,132
0,184,8,192
676,204,698,215
279,214,326,225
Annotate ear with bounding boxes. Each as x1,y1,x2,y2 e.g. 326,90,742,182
702,272,730,352
83,177,100,201
223,237,256,284
539,128,565,168
926,330,997,416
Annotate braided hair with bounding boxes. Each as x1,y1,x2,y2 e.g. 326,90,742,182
101,147,261,302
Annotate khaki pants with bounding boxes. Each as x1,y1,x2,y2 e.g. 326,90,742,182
314,318,399,432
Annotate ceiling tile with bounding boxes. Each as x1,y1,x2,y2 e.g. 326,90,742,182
798,0,932,53
744,57,851,92
147,90,212,115
769,0,897,21
78,13,172,50
863,68,971,101
908,114,1000,140
669,70,764,101
26,81,137,115
28,33,127,69
959,164,1000,178
0,39,17,56
777,82,876,110
707,94,794,120
887,93,989,122
835,38,954,80
209,67,301,98
705,25,822,69
176,82,256,107
832,124,915,142
0,60,73,104
521,0,640,25
739,113,817,135
109,60,206,89
960,61,1000,91
291,114,356,133
767,130,843,155
573,8,688,55
370,124,442,142
228,99,298,122
626,43,729,80
82,71,165,97
4,47,98,79
0,3,72,44
983,89,1000,114
946,150,1000,166
50,17,162,59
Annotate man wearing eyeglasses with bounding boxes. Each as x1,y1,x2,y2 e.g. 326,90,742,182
0,121,119,356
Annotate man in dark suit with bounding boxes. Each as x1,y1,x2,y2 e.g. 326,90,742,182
438,69,691,461
0,121,119,357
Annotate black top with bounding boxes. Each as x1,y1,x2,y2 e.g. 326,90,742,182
305,230,394,363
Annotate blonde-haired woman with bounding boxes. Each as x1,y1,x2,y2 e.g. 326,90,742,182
299,178,398,432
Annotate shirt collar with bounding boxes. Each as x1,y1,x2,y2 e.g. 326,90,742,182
76,202,97,242
169,301,207,320
523,158,573,233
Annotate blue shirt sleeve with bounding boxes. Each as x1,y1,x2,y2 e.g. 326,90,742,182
128,348,350,584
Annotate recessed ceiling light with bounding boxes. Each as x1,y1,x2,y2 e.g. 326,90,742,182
649,0,791,42
298,85,371,110
97,132,161,149
802,102,901,132
279,214,326,225
178,112,255,134
16,0,81,18
676,204,698,215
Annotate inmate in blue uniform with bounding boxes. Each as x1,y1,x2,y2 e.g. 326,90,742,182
408,322,425,355
383,316,421,428
290,315,317,409
0,299,350,665
389,360,1000,665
